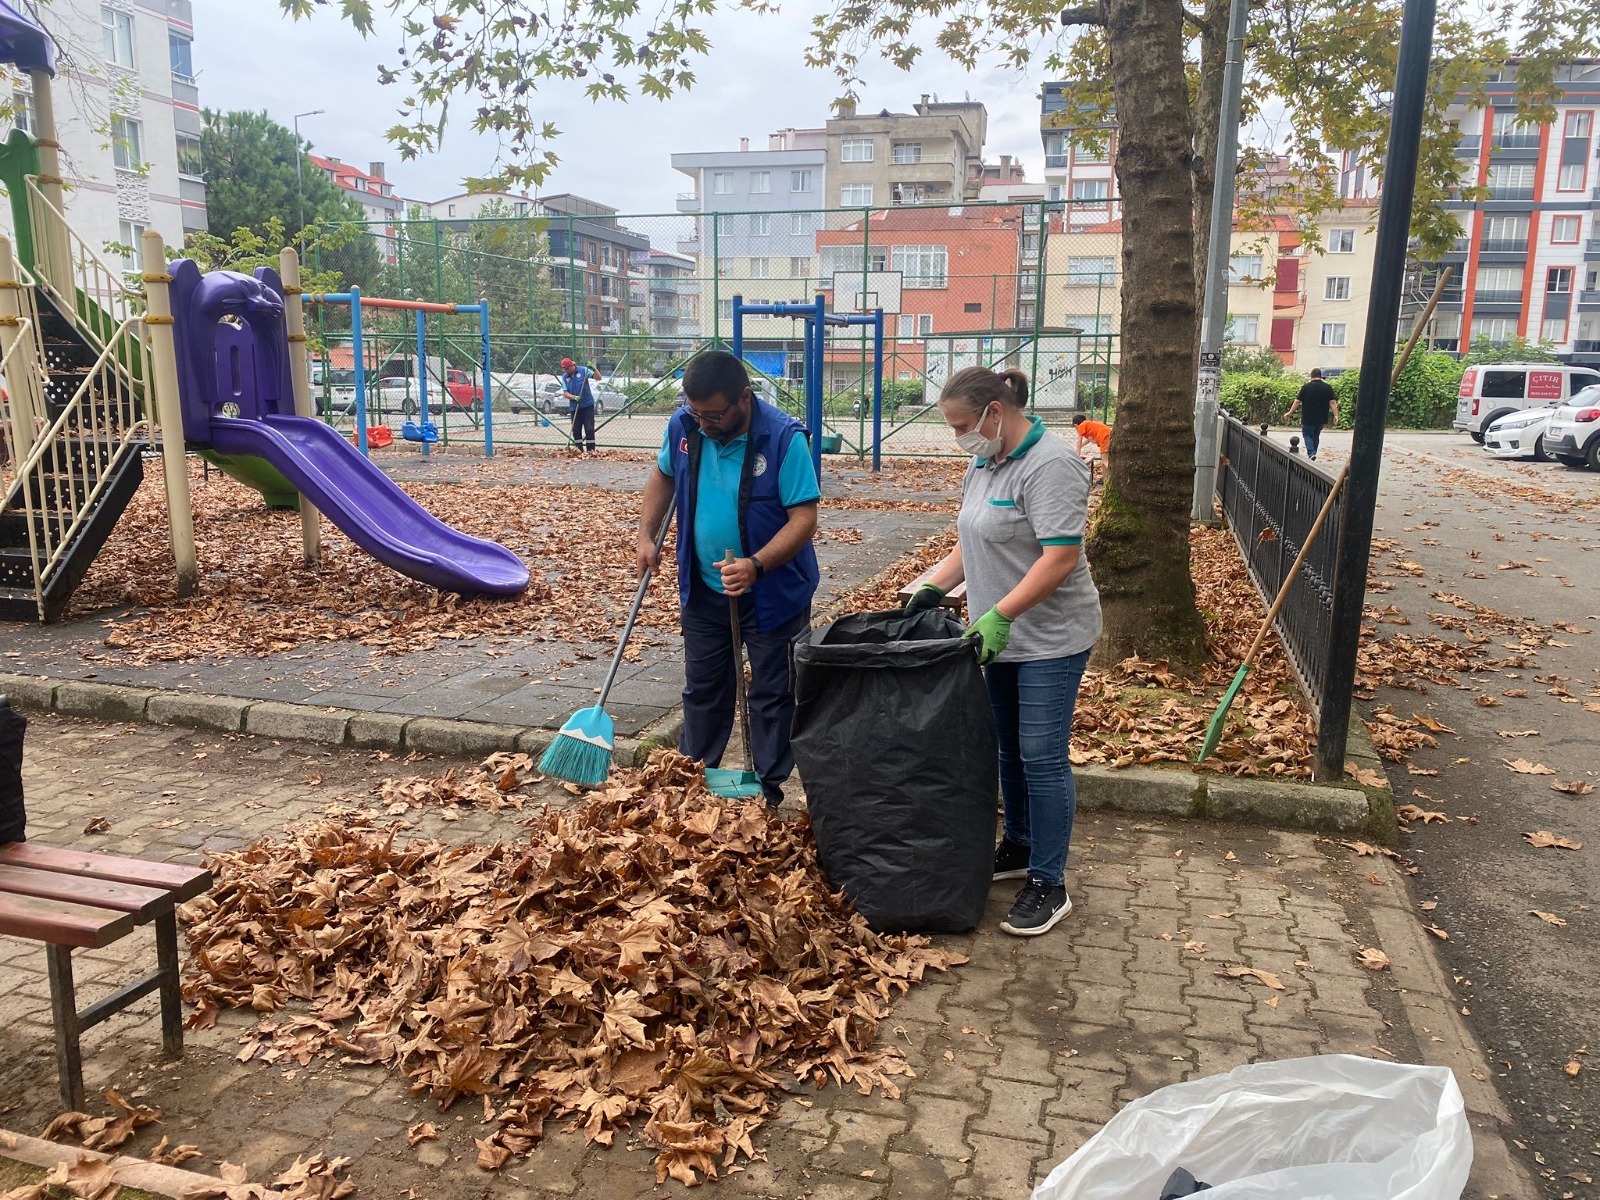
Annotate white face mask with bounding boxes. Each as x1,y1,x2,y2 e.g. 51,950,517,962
954,404,1004,459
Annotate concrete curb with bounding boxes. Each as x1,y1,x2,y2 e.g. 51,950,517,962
1370,857,1542,1199
0,1128,285,1199
2,670,1385,833
0,672,674,770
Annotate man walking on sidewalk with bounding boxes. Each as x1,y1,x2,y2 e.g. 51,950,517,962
635,350,820,808
562,357,599,453
1285,368,1339,461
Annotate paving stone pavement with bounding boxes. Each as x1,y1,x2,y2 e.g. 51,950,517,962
1,716,1527,1199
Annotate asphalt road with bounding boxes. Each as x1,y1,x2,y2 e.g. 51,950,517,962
1312,429,1600,1196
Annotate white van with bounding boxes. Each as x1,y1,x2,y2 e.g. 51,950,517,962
1454,363,1600,441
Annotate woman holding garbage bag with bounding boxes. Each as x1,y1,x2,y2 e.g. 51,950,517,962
905,366,1101,937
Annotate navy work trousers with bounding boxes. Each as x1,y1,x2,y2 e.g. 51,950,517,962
679,579,808,806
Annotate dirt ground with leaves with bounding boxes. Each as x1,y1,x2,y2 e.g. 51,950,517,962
2,714,1519,1200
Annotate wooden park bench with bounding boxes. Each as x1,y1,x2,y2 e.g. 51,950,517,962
895,567,968,612
0,841,212,1110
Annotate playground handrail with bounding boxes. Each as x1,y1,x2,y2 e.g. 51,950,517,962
7,316,148,617
25,175,144,342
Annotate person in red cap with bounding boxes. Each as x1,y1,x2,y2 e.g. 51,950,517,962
561,357,600,452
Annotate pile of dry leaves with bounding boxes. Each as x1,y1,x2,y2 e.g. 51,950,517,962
179,752,965,1186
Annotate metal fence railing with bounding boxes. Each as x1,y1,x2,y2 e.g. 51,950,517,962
1216,416,1341,713
305,200,1126,458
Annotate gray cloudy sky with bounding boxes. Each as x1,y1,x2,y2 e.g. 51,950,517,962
194,1,1054,217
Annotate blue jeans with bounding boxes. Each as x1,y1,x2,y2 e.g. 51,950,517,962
984,650,1090,886
1301,421,1323,460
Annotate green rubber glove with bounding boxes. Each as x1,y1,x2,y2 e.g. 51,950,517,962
965,606,1014,665
904,584,946,614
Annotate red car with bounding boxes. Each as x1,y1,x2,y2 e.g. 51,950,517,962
444,368,483,410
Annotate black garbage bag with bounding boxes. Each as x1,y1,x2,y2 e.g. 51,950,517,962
0,695,26,844
791,609,996,933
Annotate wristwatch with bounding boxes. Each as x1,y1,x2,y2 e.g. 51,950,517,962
749,554,766,580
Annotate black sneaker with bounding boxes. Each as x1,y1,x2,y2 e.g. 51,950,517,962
993,838,1030,881
1000,875,1072,937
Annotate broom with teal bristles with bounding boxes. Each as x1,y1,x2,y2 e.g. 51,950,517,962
540,513,673,787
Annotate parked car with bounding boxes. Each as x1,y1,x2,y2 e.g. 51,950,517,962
538,377,615,415
1483,406,1558,461
1453,363,1600,443
1542,383,1600,470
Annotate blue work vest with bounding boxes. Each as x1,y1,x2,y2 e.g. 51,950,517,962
666,399,820,630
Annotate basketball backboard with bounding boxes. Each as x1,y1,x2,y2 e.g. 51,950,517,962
830,270,902,315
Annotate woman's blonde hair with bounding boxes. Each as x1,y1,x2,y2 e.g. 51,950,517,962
939,366,1030,415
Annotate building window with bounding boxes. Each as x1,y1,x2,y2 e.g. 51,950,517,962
750,213,771,236
789,256,810,277
1542,316,1568,343
111,115,143,171
1047,184,1063,202
175,132,202,177
790,212,808,235
1472,316,1516,343
1228,253,1264,284
712,171,733,194
896,313,915,338
891,244,948,288
168,30,193,80
1328,229,1355,253
116,219,145,271
749,171,771,194
840,183,873,206
1324,276,1351,301
1564,111,1592,138
890,142,922,164
1070,179,1110,201
790,170,812,192
1320,322,1347,347
1482,213,1529,249
1552,215,1581,243
1043,137,1065,168
1228,313,1260,344
964,302,983,313
1065,256,1116,283
841,138,874,163
101,6,134,68
748,257,771,279
1558,162,1586,191
447,204,456,217
1548,266,1573,294
1477,266,1523,299
1486,162,1535,198
819,245,887,276
9,89,34,135
891,183,927,205
1493,116,1540,148
718,299,734,320
918,314,934,337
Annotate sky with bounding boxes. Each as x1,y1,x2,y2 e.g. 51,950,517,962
194,0,1057,217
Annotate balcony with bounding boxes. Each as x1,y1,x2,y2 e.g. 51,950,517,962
1454,135,1481,153
1044,153,1069,169
1579,289,1600,307
1479,238,1528,253
1490,134,1540,153
1572,340,1600,353
1473,289,1523,304
1586,238,1600,257
675,192,700,212
1486,187,1534,201
1431,338,1461,352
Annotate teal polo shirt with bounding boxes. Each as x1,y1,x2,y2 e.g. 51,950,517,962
658,428,821,592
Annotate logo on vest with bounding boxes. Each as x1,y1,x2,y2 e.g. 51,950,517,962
752,453,768,477
678,437,689,454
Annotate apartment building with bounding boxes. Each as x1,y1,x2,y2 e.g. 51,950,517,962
630,247,700,353
1040,82,1116,230
1298,204,1381,372
1388,60,1600,366
3,0,206,266
308,154,403,263
671,129,828,350
825,96,986,210
425,190,649,345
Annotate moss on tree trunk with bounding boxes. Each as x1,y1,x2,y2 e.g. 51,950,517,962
1085,0,1209,669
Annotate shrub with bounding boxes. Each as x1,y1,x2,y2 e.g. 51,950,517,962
1221,374,1299,425
1328,352,1462,430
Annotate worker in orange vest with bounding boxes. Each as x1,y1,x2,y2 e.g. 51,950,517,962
1072,412,1112,480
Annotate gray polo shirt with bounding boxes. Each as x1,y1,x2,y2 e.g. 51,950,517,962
957,418,1102,663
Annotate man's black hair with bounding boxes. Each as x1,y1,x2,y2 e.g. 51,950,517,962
1071,412,1088,425
682,350,752,405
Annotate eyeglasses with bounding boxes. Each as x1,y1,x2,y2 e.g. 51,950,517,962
687,402,736,425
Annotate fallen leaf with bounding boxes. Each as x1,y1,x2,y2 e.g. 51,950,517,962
1496,730,1539,738
82,817,110,834
1424,925,1449,940
1565,1060,1581,1077
1525,831,1583,851
1420,900,1438,911
1357,947,1391,970
407,1122,438,1147
1364,872,1386,886
1530,911,1567,927
1503,758,1556,776
1217,965,1285,991
1412,714,1457,735
1345,763,1387,788
1475,695,1502,708
1396,804,1450,824
1551,779,1594,796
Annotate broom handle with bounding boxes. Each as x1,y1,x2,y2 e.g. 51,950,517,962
1237,268,1448,670
726,552,755,774
596,513,673,711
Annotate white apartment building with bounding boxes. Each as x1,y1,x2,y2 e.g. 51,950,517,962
2,0,206,267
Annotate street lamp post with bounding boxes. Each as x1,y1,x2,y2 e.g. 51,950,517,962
293,109,325,235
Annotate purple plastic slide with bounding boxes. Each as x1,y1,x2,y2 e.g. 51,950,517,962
210,414,530,596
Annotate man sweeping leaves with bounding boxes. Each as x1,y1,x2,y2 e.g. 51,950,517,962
637,351,820,807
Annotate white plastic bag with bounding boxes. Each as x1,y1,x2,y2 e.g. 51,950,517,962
1032,1055,1472,1200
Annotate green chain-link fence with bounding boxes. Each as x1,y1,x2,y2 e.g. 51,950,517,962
308,200,1123,457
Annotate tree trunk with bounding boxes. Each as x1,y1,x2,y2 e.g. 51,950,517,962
1087,0,1209,668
